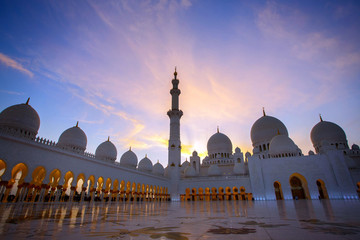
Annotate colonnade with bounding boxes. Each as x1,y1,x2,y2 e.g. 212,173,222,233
180,186,252,201
0,161,169,203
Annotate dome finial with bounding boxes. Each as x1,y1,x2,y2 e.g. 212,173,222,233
145,153,147,158
107,136,110,141
319,114,323,122
174,66,177,79
217,126,219,133
129,146,131,151
76,121,79,127
157,160,159,163
26,97,30,105
263,107,266,116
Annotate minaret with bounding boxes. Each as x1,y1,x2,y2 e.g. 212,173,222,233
167,68,183,167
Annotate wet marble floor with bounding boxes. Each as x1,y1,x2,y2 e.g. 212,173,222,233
0,200,359,239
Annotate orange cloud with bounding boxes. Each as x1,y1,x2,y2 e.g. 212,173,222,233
0,52,33,77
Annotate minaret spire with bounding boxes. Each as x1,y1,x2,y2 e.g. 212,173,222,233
167,68,183,167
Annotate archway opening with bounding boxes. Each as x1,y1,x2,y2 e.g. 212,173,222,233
316,179,329,199
274,181,283,200
290,174,308,200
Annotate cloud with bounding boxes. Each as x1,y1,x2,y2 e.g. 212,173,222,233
0,52,34,77
0,89,24,95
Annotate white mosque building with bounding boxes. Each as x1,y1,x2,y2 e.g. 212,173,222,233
0,70,359,203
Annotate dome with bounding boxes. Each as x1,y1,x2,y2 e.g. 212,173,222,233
120,149,138,168
250,115,288,146
207,164,221,176
181,160,190,173
207,131,233,156
57,123,87,153
310,120,347,151
95,138,117,162
0,100,40,138
352,144,359,150
308,150,315,155
269,134,299,157
153,162,165,176
138,155,153,172
235,147,241,153
184,165,196,177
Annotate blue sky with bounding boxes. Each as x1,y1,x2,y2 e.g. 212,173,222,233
0,0,359,166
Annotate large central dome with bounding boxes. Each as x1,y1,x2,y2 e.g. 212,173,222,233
207,131,233,157
251,115,288,147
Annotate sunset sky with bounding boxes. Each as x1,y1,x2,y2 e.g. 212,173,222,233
0,0,359,167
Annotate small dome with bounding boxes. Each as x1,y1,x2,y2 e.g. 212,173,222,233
269,134,299,157
207,131,233,156
180,160,190,173
311,120,347,151
208,164,221,176
235,147,241,153
192,151,198,156
308,150,315,155
245,152,251,158
95,138,117,162
57,123,87,153
250,115,288,147
153,162,165,176
0,100,40,138
352,144,359,150
138,155,153,172
184,165,197,177
120,149,138,169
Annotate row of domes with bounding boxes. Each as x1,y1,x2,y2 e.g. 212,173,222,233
0,101,165,175
0,100,350,164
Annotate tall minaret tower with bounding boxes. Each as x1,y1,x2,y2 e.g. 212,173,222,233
167,68,183,167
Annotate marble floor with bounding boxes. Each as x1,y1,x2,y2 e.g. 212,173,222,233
0,200,359,239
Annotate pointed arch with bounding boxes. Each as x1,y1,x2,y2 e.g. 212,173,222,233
289,173,309,200
0,159,6,179
316,179,329,199
273,181,283,200
31,166,46,186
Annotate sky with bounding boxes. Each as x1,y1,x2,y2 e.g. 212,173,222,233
0,0,359,167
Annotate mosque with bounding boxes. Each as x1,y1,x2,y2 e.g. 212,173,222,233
0,70,359,203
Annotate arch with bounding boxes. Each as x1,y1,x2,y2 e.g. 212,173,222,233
225,187,231,200
96,177,104,200
211,187,217,200
31,166,46,186
357,182,360,198
105,178,112,190
240,186,246,200
232,187,239,200
49,169,61,187
75,173,85,193
0,159,6,179
63,171,74,200
191,188,197,201
113,179,119,192
218,187,224,200
273,181,283,200
10,163,28,185
289,173,309,200
316,179,329,199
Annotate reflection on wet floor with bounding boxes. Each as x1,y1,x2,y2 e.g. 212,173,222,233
0,200,359,239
